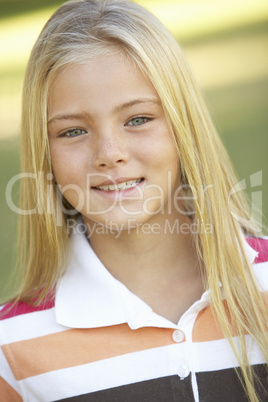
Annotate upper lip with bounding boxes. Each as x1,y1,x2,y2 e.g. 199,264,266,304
92,177,143,187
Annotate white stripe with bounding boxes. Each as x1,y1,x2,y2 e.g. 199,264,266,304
0,308,67,344
193,335,266,373
19,335,266,401
19,343,190,401
0,348,24,398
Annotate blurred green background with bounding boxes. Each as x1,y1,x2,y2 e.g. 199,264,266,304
0,0,267,300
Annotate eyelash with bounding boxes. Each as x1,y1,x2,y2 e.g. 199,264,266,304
58,116,152,137
126,116,153,127
59,128,86,138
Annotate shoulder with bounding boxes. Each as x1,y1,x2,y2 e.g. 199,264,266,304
0,293,55,321
0,293,57,397
0,292,60,352
245,236,268,293
245,236,268,264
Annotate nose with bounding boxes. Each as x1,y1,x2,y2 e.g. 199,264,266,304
92,131,129,169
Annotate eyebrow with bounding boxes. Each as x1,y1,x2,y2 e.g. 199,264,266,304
47,97,161,125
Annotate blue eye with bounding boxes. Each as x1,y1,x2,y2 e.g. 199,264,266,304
127,117,150,126
61,128,86,137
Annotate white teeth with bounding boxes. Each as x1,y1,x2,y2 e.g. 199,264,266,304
95,179,142,191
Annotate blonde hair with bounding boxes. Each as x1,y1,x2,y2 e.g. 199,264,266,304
12,0,268,400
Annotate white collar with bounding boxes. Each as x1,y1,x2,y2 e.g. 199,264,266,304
55,226,164,329
55,222,258,329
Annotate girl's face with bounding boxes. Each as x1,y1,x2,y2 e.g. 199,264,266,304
48,53,181,230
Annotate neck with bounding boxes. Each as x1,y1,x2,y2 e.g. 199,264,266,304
84,213,206,323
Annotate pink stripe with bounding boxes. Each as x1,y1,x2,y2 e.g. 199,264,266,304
246,237,268,263
0,294,55,320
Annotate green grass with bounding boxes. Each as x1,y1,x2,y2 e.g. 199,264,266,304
0,0,63,20
205,78,268,232
0,138,20,300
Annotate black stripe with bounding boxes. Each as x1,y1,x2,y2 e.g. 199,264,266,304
56,374,195,402
196,364,268,402
56,364,268,402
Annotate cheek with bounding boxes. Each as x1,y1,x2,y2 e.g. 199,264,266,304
49,144,93,211
141,132,179,172
51,157,86,210
153,138,180,189
49,145,84,185
49,148,67,184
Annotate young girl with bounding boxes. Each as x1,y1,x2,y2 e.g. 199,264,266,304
0,0,267,401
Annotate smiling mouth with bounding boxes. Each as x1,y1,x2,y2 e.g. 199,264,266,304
93,178,144,191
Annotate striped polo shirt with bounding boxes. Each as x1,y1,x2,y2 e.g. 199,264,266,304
0,229,267,402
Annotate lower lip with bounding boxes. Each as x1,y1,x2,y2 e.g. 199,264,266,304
92,179,145,200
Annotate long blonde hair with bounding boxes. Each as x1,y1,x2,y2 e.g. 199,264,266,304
11,1,268,400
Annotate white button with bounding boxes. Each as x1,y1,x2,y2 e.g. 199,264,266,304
177,365,190,380
172,329,185,343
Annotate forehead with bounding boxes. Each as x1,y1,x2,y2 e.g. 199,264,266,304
47,53,159,119
50,46,134,81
